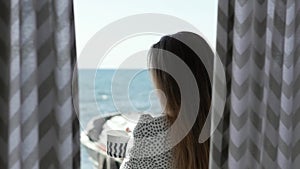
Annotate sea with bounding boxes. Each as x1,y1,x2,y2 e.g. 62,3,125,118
78,69,162,169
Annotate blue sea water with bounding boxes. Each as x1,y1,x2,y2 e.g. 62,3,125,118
78,69,161,169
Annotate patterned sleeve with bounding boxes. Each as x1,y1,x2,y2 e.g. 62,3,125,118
120,114,173,169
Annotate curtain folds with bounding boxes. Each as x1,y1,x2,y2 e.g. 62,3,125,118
0,0,80,169
211,0,300,169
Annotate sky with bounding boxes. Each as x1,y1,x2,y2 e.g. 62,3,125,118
74,0,218,69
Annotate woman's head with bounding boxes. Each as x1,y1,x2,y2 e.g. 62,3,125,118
148,31,212,169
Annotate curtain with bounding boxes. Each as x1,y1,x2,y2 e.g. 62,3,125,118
0,0,80,169
211,0,300,168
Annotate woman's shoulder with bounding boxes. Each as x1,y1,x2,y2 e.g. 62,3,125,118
121,114,173,169
133,114,170,138
137,114,169,125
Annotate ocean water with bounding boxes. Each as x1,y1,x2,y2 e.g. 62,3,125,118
78,69,161,169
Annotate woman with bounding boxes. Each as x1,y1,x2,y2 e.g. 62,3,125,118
121,31,212,169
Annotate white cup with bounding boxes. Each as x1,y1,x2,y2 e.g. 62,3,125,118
106,130,130,158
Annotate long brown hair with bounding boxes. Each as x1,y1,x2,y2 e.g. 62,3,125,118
148,32,211,169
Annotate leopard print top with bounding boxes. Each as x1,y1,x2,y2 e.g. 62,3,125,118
121,114,174,169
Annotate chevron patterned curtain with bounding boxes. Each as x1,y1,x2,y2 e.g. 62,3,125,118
0,0,80,169
210,0,300,169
